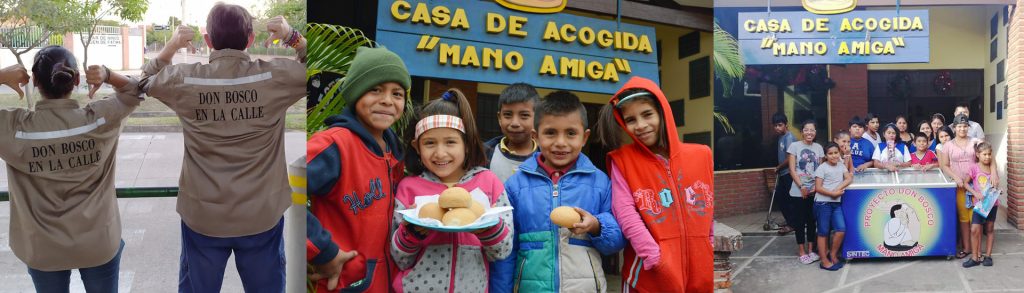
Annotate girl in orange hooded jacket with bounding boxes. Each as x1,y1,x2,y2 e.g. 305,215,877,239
596,77,715,292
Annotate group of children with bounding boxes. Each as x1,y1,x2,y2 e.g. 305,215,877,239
305,47,715,292
773,109,1000,271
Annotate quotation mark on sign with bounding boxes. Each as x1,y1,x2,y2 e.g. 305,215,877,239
761,36,776,49
891,37,905,47
417,35,442,51
612,58,631,73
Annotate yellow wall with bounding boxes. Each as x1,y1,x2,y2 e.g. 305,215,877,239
867,6,989,70
981,6,1009,203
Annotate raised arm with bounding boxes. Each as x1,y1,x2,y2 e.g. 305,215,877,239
0,64,29,98
266,16,307,63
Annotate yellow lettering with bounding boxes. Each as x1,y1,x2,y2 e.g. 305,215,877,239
838,41,850,55
463,45,479,67
587,61,602,79
560,23,576,43
597,30,613,48
509,16,528,37
622,32,638,50
744,20,756,32
840,18,853,32
816,18,829,32
483,47,502,69
539,55,556,75
559,56,578,76
602,62,619,82
411,3,431,24
578,27,595,45
543,21,560,41
637,35,653,53
506,51,523,71
439,43,459,65
451,9,469,30
911,17,924,30
391,0,411,21
431,6,450,26
487,13,505,34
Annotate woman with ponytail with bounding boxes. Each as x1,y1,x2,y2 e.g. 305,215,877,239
0,46,142,292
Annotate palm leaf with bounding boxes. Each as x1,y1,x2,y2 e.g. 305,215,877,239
304,23,415,141
713,18,745,98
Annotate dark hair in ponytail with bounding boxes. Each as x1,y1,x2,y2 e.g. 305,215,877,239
32,46,78,98
595,88,667,152
404,88,487,176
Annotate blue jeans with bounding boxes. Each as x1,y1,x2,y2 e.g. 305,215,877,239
28,240,125,293
814,202,846,236
179,218,285,293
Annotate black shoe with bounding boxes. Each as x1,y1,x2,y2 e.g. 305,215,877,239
983,256,993,266
963,257,982,268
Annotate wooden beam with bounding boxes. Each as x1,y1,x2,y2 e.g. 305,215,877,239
566,0,713,31
714,0,1013,7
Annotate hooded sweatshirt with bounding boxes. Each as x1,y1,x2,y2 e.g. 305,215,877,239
607,77,715,293
306,107,405,292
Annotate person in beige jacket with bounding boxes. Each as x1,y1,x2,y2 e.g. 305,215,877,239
136,4,306,292
0,46,142,292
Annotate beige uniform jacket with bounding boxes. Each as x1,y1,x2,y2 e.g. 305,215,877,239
0,84,141,271
140,49,305,237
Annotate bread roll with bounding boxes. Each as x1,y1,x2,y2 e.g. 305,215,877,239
442,208,478,227
418,202,446,222
550,206,581,228
469,201,486,217
439,187,473,209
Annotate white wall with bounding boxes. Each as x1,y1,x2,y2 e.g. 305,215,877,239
0,27,144,71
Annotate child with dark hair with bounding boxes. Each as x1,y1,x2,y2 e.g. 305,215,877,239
864,113,882,145
848,116,875,172
833,130,854,172
917,120,938,152
910,133,938,170
873,123,912,172
137,4,307,291
307,46,411,292
0,47,142,292
392,88,513,292
962,141,999,267
490,90,623,293
772,112,797,235
596,77,714,292
787,119,824,265
484,82,540,182
814,142,852,271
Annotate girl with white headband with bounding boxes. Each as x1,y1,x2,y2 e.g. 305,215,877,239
390,88,513,292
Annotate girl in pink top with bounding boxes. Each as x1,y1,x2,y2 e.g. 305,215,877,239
962,142,999,267
910,133,937,170
939,114,981,260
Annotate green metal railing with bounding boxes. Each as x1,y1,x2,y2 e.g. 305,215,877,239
0,187,179,202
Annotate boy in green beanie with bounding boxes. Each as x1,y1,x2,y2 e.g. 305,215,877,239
135,4,306,292
305,46,411,292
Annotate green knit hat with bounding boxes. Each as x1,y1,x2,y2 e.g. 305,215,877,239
341,47,411,105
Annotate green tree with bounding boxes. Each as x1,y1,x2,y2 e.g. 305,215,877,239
77,0,148,68
0,0,88,66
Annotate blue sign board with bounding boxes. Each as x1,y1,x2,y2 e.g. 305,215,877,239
376,0,659,94
737,10,930,64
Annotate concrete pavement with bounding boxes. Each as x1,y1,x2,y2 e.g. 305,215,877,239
0,132,306,293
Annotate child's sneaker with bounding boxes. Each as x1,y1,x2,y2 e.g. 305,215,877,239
799,254,814,264
808,252,821,263
962,257,981,268
983,256,993,266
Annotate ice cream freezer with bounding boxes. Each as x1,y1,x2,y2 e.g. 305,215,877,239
841,169,958,259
